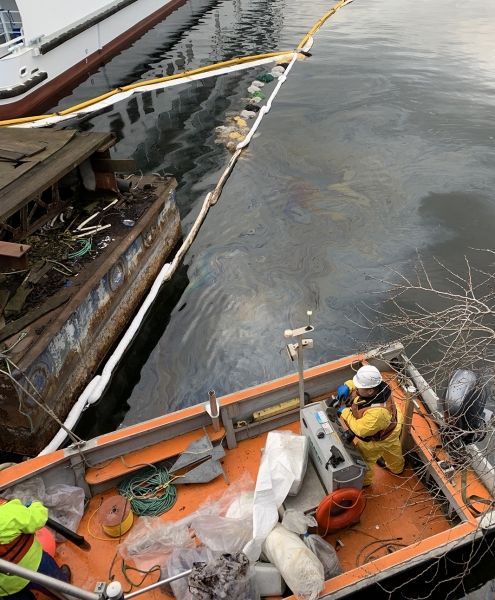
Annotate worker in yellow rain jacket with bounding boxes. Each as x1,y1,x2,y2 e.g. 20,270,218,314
336,365,405,487
0,499,70,600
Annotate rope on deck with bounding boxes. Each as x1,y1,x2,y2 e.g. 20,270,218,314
118,465,177,516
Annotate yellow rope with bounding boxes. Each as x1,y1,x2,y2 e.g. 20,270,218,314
298,0,348,50
101,508,134,538
0,0,351,127
0,50,293,127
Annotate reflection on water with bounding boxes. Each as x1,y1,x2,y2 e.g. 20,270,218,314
57,0,495,593
62,0,495,429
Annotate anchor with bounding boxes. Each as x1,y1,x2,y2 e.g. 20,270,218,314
170,432,228,485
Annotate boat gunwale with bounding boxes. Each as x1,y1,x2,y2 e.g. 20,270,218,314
320,518,492,598
0,345,399,489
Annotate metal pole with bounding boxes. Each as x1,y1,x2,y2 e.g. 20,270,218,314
297,334,305,409
125,569,193,599
208,389,220,432
0,11,11,43
0,558,99,600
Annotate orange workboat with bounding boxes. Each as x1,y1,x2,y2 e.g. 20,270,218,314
0,329,494,600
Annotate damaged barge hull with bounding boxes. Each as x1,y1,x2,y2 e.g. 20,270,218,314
0,128,183,456
0,176,181,456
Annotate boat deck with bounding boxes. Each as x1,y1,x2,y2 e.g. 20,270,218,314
56,420,453,600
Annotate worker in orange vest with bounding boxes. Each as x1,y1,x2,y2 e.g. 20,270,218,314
0,499,70,600
336,365,405,486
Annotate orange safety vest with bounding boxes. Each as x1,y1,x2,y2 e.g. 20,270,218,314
350,395,398,441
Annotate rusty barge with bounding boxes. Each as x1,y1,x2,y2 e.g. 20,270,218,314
0,128,181,456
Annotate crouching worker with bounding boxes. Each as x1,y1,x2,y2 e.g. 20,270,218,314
336,365,405,487
0,499,70,600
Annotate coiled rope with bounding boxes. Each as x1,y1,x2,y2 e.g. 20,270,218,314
117,466,177,516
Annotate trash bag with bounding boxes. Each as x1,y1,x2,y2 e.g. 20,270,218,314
161,546,214,600
118,516,194,571
303,534,342,580
281,510,317,535
243,431,308,562
262,524,324,600
188,552,259,600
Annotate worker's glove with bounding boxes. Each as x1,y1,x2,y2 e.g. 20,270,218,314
343,430,355,444
337,406,345,416
24,500,32,507
336,384,350,402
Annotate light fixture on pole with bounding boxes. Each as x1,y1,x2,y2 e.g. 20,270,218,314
284,311,314,409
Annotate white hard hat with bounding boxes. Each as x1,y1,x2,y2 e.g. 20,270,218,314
353,365,382,389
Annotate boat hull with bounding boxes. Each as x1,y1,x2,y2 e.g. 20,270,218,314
0,179,181,456
0,0,190,119
0,345,494,599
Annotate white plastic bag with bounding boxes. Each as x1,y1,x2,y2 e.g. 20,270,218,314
243,430,308,562
303,534,342,579
191,513,252,554
281,510,317,535
262,524,324,600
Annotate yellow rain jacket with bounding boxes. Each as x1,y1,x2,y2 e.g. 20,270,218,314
340,380,404,486
0,500,47,595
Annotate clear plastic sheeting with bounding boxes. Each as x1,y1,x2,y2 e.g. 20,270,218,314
118,515,194,571
3,477,85,536
263,524,324,600
191,492,253,554
303,534,342,580
243,430,308,562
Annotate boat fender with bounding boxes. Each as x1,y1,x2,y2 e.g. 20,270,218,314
315,487,365,534
36,527,56,558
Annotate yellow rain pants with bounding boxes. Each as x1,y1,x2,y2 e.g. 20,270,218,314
341,387,405,486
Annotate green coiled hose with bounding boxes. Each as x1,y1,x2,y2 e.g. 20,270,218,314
118,465,177,516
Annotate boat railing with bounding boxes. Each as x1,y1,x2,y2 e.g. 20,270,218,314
0,556,191,600
0,9,22,52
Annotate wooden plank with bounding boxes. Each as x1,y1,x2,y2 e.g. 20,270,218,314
0,130,75,193
26,261,51,285
0,241,31,258
0,292,70,343
0,289,10,313
4,287,32,318
0,140,46,161
0,131,114,221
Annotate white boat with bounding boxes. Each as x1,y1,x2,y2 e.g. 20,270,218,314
0,0,192,119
